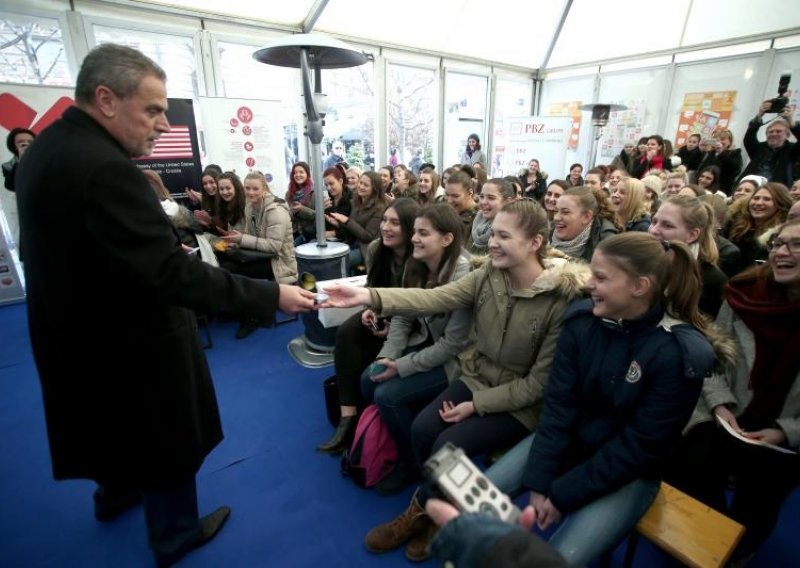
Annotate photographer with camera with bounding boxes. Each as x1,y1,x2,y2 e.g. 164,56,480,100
739,76,800,187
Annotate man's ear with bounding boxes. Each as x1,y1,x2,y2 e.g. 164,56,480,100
94,85,118,118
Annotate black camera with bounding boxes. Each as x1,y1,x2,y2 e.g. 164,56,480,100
769,74,791,113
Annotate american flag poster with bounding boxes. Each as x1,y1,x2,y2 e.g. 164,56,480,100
134,98,202,202
150,125,194,159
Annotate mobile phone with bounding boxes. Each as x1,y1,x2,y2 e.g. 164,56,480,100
423,442,520,523
187,247,200,255
368,361,387,376
370,318,385,332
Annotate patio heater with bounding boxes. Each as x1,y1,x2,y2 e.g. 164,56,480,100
580,103,627,168
253,34,370,367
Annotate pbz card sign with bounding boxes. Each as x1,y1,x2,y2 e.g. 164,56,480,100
502,117,573,181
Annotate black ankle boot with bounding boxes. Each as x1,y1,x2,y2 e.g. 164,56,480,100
316,415,357,454
375,458,419,496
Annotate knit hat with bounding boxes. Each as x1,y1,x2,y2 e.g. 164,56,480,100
739,175,767,188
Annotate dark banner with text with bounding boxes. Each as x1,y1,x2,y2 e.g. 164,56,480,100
134,98,202,202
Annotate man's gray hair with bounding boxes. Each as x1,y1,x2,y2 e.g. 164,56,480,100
75,43,166,106
768,116,792,130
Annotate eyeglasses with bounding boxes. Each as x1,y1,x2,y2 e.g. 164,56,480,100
768,237,800,254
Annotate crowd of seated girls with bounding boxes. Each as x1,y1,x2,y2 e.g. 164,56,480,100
141,119,798,565
155,165,298,339
310,112,799,566
290,164,352,244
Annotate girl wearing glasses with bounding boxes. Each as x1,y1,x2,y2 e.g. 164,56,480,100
668,217,800,564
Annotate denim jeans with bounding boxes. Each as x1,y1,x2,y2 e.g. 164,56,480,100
486,434,660,566
546,478,659,566
486,432,535,496
348,247,363,272
360,364,448,460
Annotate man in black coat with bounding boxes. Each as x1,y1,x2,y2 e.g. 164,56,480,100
739,100,800,186
16,44,316,567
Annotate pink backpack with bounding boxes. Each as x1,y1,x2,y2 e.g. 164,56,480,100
340,404,398,488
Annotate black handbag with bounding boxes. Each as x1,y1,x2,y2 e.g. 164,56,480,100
222,247,271,264
323,376,340,427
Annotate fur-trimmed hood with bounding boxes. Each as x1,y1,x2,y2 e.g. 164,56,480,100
756,224,781,248
528,256,590,301
702,320,739,375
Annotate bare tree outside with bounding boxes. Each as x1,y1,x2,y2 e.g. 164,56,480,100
323,64,376,170
0,13,71,85
388,64,436,166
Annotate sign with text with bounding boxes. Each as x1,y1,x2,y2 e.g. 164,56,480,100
547,101,583,149
502,117,573,181
198,97,287,194
599,99,647,159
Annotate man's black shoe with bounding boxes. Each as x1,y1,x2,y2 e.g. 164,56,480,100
156,505,231,568
93,485,143,523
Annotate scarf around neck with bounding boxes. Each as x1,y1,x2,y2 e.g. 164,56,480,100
551,222,592,259
726,275,800,429
471,214,492,251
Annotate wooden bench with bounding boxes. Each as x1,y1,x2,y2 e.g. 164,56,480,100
623,482,745,568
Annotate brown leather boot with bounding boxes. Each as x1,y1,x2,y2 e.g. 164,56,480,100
405,518,437,562
364,489,428,553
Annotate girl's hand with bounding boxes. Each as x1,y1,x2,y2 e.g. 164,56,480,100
371,358,397,382
220,229,242,243
325,214,340,227
439,400,475,423
330,212,348,225
185,187,202,203
193,210,211,226
361,308,378,328
713,405,742,433
743,428,787,446
535,497,562,530
319,284,372,308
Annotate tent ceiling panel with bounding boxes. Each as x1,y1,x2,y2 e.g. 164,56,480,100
135,0,317,27
113,0,800,70
683,0,800,45
548,0,691,68
314,0,567,69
